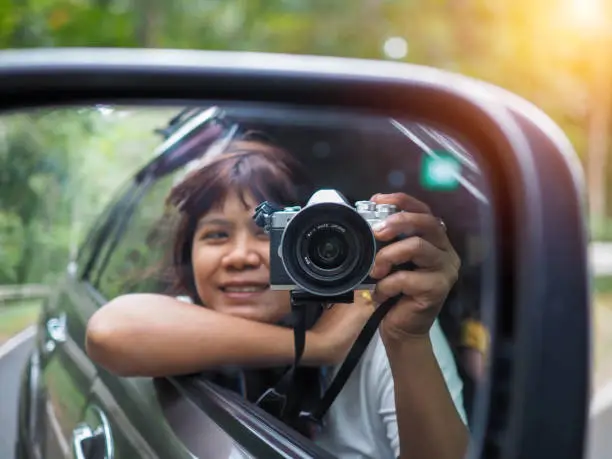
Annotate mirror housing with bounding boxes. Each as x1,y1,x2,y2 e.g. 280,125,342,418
0,48,590,459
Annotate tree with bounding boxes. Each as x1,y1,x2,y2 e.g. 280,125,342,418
0,106,173,284
0,0,605,285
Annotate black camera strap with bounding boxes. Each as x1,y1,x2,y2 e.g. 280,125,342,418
255,293,309,418
299,294,402,424
257,292,402,427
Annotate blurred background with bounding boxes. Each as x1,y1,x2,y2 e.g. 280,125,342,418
0,0,611,448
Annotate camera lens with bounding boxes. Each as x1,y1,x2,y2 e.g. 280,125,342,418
306,226,349,270
279,202,377,297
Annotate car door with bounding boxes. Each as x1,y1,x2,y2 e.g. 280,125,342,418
53,110,261,459
37,180,142,459
83,168,192,459
167,376,336,458
76,153,260,458
38,283,98,459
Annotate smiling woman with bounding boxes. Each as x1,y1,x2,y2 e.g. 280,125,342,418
163,136,313,323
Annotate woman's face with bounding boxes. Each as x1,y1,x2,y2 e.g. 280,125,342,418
191,191,291,323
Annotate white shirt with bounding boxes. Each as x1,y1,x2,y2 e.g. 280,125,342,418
176,296,467,458
313,320,468,459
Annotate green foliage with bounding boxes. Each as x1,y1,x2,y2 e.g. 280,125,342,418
0,1,594,156
0,0,607,284
0,106,175,284
595,276,612,294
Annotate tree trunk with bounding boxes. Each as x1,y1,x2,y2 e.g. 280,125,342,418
135,0,160,47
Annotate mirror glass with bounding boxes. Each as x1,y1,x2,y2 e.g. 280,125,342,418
1,103,494,458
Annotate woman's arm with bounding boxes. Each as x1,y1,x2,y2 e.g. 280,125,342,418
373,321,466,459
367,192,469,459
385,336,468,459
86,293,368,377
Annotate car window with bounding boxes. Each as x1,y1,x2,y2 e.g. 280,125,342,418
90,110,230,299
94,173,179,300
76,180,141,282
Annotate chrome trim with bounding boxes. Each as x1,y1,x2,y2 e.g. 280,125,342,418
90,378,160,459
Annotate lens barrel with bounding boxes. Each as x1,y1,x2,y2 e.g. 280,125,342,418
280,202,376,296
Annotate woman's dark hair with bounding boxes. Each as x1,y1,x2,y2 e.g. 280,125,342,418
165,135,313,304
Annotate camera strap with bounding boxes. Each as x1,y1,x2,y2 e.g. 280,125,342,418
299,294,402,425
257,293,402,427
255,293,309,418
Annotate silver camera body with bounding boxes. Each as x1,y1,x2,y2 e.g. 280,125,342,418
256,189,399,298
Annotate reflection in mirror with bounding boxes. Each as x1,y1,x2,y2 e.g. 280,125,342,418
4,103,493,459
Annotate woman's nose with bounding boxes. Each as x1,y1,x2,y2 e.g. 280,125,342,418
222,236,262,270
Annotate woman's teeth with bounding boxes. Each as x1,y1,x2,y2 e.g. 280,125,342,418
223,286,267,293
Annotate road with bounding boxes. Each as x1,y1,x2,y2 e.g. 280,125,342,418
0,332,34,459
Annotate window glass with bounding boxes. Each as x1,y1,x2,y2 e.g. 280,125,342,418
95,174,178,300
76,180,139,281
93,110,229,299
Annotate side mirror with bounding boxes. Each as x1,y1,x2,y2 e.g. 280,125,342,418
0,48,589,459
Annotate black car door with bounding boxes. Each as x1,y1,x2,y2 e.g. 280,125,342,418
78,154,265,458
38,281,98,459
38,180,141,459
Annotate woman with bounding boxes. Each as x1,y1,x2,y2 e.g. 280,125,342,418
86,135,468,459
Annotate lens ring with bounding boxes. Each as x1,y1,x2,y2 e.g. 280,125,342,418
297,223,358,279
279,203,376,296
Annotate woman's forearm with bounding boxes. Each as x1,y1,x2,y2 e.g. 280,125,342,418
385,336,469,459
85,294,328,377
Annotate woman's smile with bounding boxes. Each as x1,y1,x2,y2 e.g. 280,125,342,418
219,281,271,300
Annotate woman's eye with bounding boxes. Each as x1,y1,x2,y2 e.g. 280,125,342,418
201,231,229,241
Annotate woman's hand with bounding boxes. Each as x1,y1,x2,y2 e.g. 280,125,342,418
368,192,460,343
308,292,375,365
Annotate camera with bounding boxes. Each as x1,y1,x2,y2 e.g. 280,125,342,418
253,189,400,300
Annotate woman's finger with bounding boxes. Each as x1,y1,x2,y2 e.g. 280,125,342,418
371,192,431,214
372,211,450,250
372,270,451,306
370,236,446,279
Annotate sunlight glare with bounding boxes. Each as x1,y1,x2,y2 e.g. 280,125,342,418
568,0,606,29
383,37,408,60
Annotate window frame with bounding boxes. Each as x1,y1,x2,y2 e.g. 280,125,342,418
167,375,335,459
